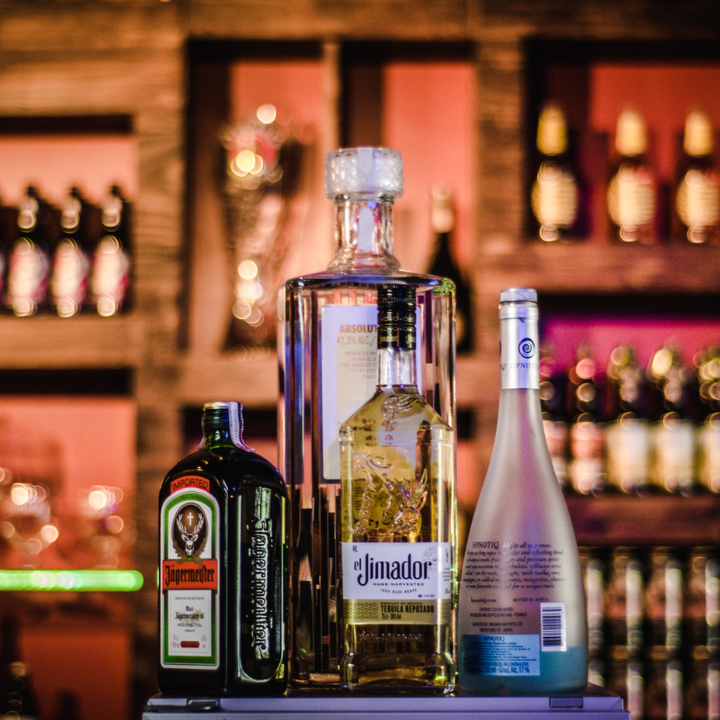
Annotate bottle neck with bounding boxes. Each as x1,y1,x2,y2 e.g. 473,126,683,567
328,194,401,271
499,301,540,391
201,402,250,450
378,346,417,388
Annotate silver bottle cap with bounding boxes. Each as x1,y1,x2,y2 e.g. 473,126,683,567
325,147,403,199
500,288,537,304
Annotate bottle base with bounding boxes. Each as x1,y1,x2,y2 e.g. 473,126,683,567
341,653,455,694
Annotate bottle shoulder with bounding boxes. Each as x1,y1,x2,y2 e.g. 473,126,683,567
282,269,454,295
160,446,286,498
341,387,452,434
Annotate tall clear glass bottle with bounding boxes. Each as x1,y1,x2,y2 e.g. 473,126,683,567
458,288,587,694
158,401,288,696
339,284,456,693
278,147,456,687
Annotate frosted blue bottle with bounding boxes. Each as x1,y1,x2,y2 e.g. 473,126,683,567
458,288,588,693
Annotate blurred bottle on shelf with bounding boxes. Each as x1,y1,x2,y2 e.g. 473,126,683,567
566,345,607,496
648,345,699,495
684,646,720,720
50,187,96,318
427,184,473,354
607,108,658,244
6,186,56,317
605,546,645,652
605,346,653,494
643,646,683,720
539,342,570,490
0,197,12,307
530,102,582,242
696,346,720,494
604,646,644,720
683,547,720,654
674,109,720,245
644,547,683,652
0,615,40,720
91,185,131,317
580,547,607,664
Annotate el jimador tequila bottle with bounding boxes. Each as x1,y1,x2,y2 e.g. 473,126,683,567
458,289,588,694
158,401,288,696
278,147,456,687
340,284,456,693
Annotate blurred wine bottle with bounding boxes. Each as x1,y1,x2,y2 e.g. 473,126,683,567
696,346,720,493
0,615,40,720
605,345,653,494
427,184,474,354
607,108,658,244
530,102,581,242
6,186,57,317
566,345,607,495
91,185,131,317
647,345,698,495
539,342,570,490
51,187,97,318
674,109,720,245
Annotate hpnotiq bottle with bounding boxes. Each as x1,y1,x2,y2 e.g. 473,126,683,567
339,284,456,693
279,147,456,687
458,288,588,694
158,401,288,696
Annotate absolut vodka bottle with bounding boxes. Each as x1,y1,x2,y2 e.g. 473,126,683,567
158,401,288,696
458,288,588,693
279,147,456,687
339,284,456,693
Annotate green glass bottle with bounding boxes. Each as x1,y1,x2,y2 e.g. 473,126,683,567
158,401,288,696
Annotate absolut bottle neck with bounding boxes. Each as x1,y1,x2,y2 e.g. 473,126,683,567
377,284,416,388
328,194,400,271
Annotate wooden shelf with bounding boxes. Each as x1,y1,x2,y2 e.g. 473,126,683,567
479,243,720,298
0,315,143,369
179,353,278,408
567,493,720,547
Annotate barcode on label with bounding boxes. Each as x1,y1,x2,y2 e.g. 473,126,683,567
540,602,566,652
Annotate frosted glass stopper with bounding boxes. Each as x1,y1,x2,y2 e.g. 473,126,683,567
500,288,537,304
325,147,403,199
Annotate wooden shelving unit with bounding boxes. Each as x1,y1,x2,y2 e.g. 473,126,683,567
1,1,720,717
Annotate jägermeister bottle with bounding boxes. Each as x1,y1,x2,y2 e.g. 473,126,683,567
158,401,288,696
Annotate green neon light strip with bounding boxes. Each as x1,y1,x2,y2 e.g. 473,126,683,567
0,570,144,592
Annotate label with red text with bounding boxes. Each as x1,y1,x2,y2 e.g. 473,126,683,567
160,485,220,668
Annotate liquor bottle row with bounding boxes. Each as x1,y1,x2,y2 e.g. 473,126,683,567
581,545,720,720
531,104,720,245
0,185,131,318
541,343,720,495
157,148,587,698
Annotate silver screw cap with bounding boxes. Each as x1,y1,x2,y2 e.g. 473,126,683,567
325,147,403,199
500,288,538,304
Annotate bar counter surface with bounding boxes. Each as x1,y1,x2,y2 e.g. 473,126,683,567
144,685,629,720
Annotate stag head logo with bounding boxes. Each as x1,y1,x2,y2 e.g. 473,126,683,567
172,504,208,560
